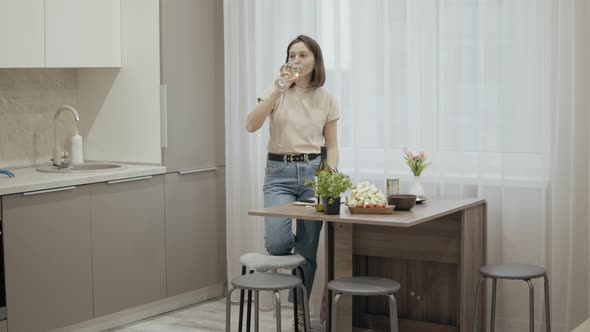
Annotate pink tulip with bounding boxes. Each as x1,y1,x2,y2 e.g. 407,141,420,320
418,151,426,161
403,147,413,159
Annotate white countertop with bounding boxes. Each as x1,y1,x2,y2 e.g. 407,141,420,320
0,163,166,196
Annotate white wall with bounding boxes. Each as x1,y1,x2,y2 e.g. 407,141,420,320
77,0,161,164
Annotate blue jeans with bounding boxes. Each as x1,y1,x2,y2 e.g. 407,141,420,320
263,157,322,302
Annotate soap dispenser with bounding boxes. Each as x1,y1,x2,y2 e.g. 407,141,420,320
70,129,84,164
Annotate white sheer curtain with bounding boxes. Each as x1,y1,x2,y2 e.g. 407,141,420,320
224,0,590,330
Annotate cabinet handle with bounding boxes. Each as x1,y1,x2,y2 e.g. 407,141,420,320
178,167,218,175
107,176,153,185
160,84,168,148
23,186,76,196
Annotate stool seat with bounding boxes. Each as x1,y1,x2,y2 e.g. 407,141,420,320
329,276,401,296
232,272,302,291
240,252,306,272
227,272,311,332
328,276,400,332
480,263,546,280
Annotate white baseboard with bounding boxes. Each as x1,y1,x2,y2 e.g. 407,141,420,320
51,282,226,332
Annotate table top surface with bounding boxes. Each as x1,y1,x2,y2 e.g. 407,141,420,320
574,318,590,332
248,198,486,227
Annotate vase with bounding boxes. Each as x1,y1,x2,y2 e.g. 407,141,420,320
410,176,425,197
324,196,341,215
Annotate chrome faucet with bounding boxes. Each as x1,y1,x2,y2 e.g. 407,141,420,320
53,105,80,166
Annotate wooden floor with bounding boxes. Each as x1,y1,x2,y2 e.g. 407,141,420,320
108,297,326,332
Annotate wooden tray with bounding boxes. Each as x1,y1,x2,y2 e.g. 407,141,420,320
348,205,395,214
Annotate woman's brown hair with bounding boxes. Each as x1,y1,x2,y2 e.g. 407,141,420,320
286,35,326,87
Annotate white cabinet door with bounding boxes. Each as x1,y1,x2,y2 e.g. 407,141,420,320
45,0,121,67
0,0,45,67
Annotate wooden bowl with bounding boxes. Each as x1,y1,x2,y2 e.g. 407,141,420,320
387,194,417,211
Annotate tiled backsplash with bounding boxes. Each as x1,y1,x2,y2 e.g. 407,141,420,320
0,69,78,168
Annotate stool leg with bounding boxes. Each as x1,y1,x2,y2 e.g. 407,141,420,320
272,268,278,321
331,292,341,332
491,278,497,332
226,287,237,332
296,266,306,305
246,270,254,332
387,294,399,332
299,284,312,332
292,269,299,332
239,266,246,332
275,291,282,332
544,275,551,332
473,277,485,332
527,279,535,332
254,290,260,332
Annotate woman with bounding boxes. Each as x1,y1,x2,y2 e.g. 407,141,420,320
246,34,339,314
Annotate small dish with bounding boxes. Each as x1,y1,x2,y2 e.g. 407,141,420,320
349,205,395,215
416,196,428,204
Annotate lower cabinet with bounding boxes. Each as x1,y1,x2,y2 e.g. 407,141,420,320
165,167,227,296
89,175,166,317
1,171,225,330
2,186,94,332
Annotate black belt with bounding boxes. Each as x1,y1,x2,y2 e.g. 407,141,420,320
268,153,320,163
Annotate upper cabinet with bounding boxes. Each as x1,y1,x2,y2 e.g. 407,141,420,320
45,0,121,67
0,0,121,68
0,0,45,67
161,0,225,171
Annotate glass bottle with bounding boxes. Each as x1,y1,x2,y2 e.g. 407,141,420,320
314,146,330,212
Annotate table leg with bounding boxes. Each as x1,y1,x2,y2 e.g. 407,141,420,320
333,222,353,332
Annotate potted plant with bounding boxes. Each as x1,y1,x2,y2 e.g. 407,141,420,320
305,170,353,215
402,147,432,197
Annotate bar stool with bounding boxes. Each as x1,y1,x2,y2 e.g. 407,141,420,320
473,263,551,332
226,272,311,332
328,276,400,332
239,253,307,332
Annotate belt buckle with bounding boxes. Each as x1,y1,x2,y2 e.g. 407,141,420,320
288,154,296,162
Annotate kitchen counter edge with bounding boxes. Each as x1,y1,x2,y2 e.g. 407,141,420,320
0,164,167,196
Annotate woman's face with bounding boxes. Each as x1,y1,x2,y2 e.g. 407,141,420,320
288,42,315,79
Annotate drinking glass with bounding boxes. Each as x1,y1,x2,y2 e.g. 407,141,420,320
274,61,302,92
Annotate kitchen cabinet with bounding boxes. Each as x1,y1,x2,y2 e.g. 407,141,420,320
0,0,120,68
89,175,166,317
0,320,6,332
164,167,227,297
2,186,93,332
160,0,225,171
45,0,121,67
0,0,45,67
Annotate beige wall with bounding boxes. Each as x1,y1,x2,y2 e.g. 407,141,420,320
0,69,78,168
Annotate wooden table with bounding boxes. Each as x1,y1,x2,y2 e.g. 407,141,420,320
249,198,487,332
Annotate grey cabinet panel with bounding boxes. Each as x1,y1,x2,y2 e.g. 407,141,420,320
164,167,227,297
2,186,93,332
89,175,166,317
161,0,225,171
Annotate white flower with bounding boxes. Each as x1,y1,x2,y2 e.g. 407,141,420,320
346,182,387,207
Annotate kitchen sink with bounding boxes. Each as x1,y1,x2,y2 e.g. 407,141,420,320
36,163,126,173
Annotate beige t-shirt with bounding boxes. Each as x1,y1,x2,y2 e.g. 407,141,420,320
258,85,340,154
